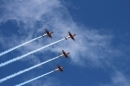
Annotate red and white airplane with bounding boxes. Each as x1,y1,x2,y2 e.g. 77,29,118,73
54,64,65,72
65,31,76,41
59,50,70,58
42,29,53,38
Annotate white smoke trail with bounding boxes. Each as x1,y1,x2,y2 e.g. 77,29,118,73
15,70,55,86
0,36,42,57
0,56,59,83
0,38,65,68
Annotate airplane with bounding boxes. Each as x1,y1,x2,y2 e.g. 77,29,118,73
54,64,65,72
65,31,76,41
42,29,53,38
59,50,70,58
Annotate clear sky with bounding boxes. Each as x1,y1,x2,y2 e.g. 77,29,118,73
0,0,130,86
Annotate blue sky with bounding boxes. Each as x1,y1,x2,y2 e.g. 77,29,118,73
0,0,130,86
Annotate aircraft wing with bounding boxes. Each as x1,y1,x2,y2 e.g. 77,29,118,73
71,36,75,40
45,29,49,33
60,69,64,72
68,31,71,35
48,34,52,38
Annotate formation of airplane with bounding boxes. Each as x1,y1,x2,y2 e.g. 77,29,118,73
42,29,53,38
38,30,76,73
42,29,76,72
54,64,65,72
56,31,76,72
0,28,76,85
